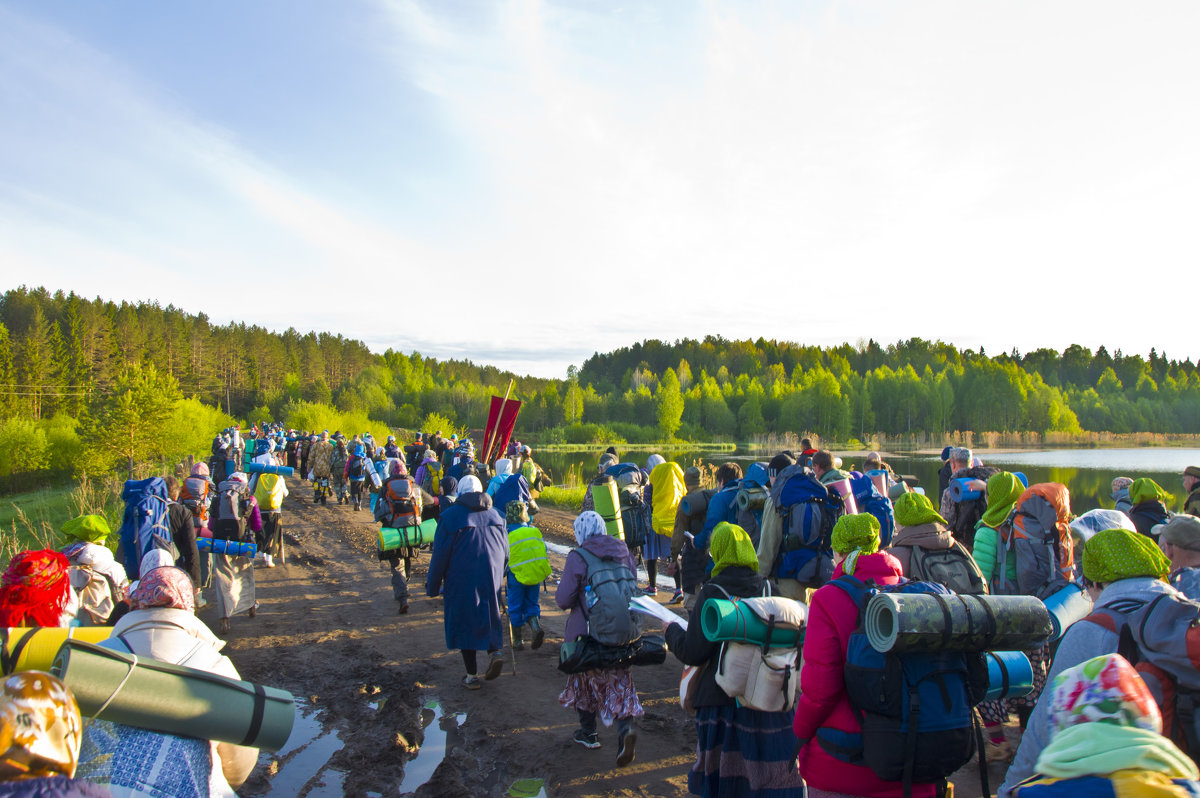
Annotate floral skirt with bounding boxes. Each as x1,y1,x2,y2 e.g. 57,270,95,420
690,705,806,797
559,668,643,727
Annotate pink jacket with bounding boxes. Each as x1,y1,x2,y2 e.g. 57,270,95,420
792,552,935,798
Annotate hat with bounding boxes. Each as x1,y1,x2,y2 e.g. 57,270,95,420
1082,528,1170,585
683,466,702,488
767,453,796,475
1186,466,1200,480
1160,515,1200,552
506,500,530,526
941,446,953,461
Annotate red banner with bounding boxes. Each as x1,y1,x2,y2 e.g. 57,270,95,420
483,395,522,464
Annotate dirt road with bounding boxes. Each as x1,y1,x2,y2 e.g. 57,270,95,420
211,478,1010,797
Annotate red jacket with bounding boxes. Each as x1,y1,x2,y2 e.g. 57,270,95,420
792,552,935,798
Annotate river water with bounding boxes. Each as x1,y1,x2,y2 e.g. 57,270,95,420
536,447,1200,514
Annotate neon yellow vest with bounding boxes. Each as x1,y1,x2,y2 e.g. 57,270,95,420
507,524,551,586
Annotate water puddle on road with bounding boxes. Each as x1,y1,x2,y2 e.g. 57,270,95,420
259,701,345,796
508,777,548,797
397,699,466,795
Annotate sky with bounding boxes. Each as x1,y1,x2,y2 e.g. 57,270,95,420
1,1,1198,378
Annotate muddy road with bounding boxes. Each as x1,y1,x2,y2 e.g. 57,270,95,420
207,477,1007,797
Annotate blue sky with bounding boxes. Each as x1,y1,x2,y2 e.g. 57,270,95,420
2,1,1198,377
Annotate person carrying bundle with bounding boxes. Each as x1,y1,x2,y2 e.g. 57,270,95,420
59,515,129,627
252,467,288,567
374,460,422,615
504,500,550,651
308,432,333,502
208,473,261,636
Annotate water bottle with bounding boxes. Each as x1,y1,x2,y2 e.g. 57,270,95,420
585,585,598,609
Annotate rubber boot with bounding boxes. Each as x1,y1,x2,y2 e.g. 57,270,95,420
529,617,544,650
512,623,525,651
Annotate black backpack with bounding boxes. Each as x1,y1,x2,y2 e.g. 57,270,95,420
348,456,366,479
907,543,988,595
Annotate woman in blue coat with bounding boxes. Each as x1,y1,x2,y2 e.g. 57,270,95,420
426,474,510,689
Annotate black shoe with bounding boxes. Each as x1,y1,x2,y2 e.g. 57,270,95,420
573,729,600,749
616,731,637,767
529,619,545,650
398,602,409,615
484,653,504,680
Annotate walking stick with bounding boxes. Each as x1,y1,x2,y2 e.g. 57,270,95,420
502,583,518,675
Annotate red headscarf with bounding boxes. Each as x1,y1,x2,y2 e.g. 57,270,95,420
0,550,72,627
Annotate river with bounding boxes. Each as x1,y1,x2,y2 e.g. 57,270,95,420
534,447,1200,514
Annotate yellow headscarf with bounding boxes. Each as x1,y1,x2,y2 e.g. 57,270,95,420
710,522,758,576
1128,478,1172,507
981,472,1025,528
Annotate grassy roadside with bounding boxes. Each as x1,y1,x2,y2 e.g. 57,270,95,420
0,477,123,568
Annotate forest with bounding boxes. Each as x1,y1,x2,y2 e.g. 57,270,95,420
2,285,1199,490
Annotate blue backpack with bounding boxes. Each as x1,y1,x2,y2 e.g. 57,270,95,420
850,474,896,547
735,464,770,547
830,576,988,796
493,473,532,514
118,477,175,579
774,472,842,584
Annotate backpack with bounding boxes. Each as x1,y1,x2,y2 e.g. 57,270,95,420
421,461,442,495
575,547,640,646
709,583,804,713
384,476,421,528
493,474,532,516
943,466,998,549
831,576,988,794
213,479,250,541
851,474,896,547
348,456,366,480
254,473,286,511
907,542,988,595
735,464,770,548
118,477,175,578
180,476,210,522
1083,593,1200,764
995,483,1075,599
775,471,843,585
649,462,686,538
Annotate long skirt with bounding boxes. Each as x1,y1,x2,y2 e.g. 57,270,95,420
213,553,255,619
559,668,643,727
77,719,234,798
690,705,806,798
642,531,672,560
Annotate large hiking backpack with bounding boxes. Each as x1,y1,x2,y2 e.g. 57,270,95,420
610,467,651,548
347,455,366,480
735,464,770,548
649,462,686,538
908,542,988,595
213,479,250,542
118,477,175,578
421,461,443,495
851,474,895,547
180,476,210,522
254,473,286,511
493,474,532,516
575,547,641,646
709,582,805,713
944,466,998,549
1083,593,1200,763
995,483,1074,599
832,576,988,793
775,471,843,585
383,476,421,528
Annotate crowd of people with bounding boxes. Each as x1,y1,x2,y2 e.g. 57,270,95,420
5,425,1200,797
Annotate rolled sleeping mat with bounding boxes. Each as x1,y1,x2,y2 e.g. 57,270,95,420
864,592,1052,653
700,598,803,647
1013,472,1028,488
679,491,710,519
1,627,112,675
51,640,295,752
867,471,889,499
226,460,236,479
369,468,383,489
1042,583,1093,641
984,651,1035,701
244,461,294,477
949,478,987,503
888,482,910,501
377,518,438,553
826,479,858,515
197,538,257,558
592,477,624,540
736,485,768,512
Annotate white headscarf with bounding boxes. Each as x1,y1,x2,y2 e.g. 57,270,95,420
573,510,607,546
140,549,175,575
494,458,512,477
645,454,665,471
457,475,482,496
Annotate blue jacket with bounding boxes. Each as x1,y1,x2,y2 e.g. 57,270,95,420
695,480,741,552
426,491,508,651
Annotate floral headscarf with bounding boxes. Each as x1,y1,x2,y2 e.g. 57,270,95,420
980,472,1025,528
0,551,72,628
0,671,83,780
893,493,946,528
129,566,195,613
831,514,881,576
1082,528,1170,585
710,523,758,576
573,511,607,545
1049,654,1160,734
1129,478,1172,507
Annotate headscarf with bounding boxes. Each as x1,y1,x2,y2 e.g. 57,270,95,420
893,492,946,528
0,551,72,628
388,459,407,477
573,511,607,545
60,515,110,544
980,471,1025,528
1082,528,1170,585
506,500,530,526
190,462,210,478
138,549,174,577
645,454,665,471
1049,654,1161,734
1069,509,1136,544
831,514,881,576
0,671,83,780
130,566,195,613
494,459,512,477
597,453,618,474
457,475,482,496
1129,477,1172,507
439,476,458,498
1111,476,1133,494
710,523,758,576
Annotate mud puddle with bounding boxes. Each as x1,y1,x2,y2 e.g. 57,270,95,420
259,702,345,797
398,699,466,795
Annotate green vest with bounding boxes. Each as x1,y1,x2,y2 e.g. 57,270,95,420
507,524,551,586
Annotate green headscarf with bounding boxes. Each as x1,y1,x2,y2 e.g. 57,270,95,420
1128,477,1172,507
61,514,110,544
894,492,947,528
980,472,1025,528
831,513,881,576
710,522,758,576
1082,528,1170,585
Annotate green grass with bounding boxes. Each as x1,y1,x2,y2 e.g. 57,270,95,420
0,477,123,568
538,485,585,510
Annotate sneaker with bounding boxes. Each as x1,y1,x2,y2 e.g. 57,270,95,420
263,554,274,568
462,675,482,690
616,731,637,766
669,589,684,604
195,595,208,609
484,653,504,681
641,586,658,597
572,729,600,749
